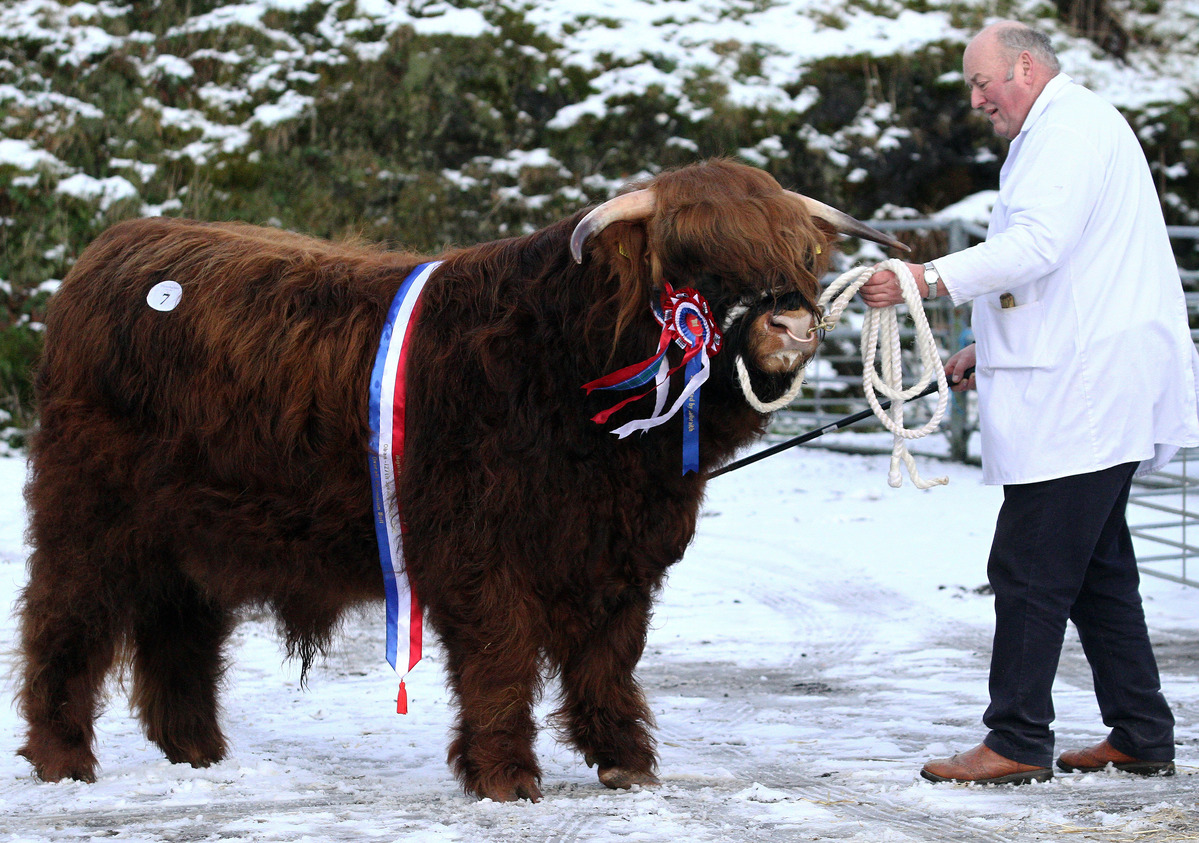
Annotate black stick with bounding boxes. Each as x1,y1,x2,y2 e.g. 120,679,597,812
707,369,972,480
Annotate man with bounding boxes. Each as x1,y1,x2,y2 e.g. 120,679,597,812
861,20,1199,784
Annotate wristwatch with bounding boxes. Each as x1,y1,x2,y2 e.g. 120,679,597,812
923,262,941,300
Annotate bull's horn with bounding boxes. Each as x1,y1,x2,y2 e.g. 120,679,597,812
569,189,656,264
787,191,911,253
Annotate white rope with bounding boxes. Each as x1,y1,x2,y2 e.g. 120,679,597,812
816,259,950,489
735,354,807,413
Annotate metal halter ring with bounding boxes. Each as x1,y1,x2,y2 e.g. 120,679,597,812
808,311,834,339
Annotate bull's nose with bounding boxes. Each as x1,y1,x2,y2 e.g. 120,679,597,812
768,311,819,353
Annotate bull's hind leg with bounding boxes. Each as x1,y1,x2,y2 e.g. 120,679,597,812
130,568,233,768
16,548,121,783
440,617,546,802
18,411,173,782
550,590,660,790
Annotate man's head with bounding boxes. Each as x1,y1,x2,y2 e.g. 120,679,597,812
963,21,1060,139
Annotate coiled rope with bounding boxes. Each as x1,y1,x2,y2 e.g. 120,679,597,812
730,259,950,488
817,259,950,489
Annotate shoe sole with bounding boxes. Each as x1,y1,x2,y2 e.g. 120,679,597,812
921,768,1053,785
1056,759,1175,776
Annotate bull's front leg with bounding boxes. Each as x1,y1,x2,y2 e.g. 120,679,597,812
438,613,546,802
549,587,660,790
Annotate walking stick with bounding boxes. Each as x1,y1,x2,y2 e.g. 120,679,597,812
707,368,972,480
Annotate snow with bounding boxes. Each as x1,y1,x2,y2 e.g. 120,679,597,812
933,191,997,226
523,0,1196,128
6,0,1199,222
54,173,139,210
0,138,64,173
142,54,197,81
2,440,1197,840
251,91,315,128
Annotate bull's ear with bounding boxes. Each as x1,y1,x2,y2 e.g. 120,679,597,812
597,221,650,289
595,221,648,269
594,222,655,340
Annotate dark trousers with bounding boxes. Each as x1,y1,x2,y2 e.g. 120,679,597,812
982,462,1174,768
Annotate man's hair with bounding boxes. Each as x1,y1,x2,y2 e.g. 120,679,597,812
995,23,1061,77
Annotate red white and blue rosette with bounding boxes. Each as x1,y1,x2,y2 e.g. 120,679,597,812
583,283,722,474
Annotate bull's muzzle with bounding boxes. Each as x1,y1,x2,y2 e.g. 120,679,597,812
754,309,819,374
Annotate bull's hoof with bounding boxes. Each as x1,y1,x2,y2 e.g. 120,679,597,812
19,743,98,784
159,741,226,770
469,767,544,803
598,766,660,790
149,720,227,770
478,780,543,803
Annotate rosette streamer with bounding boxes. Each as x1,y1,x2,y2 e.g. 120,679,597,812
583,283,722,474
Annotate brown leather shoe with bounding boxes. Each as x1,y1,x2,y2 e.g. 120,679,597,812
1056,739,1175,776
921,742,1052,785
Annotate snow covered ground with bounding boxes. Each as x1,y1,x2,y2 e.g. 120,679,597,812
1,443,1197,841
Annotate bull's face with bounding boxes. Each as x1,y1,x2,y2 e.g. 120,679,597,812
725,293,820,374
571,159,906,408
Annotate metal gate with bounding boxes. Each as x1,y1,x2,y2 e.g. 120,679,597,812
1128,448,1199,588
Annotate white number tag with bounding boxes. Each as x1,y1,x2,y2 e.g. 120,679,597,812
147,280,183,312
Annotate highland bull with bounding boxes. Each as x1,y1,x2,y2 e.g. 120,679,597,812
16,159,904,801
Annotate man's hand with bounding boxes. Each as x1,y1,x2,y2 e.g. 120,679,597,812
860,261,929,309
946,344,977,392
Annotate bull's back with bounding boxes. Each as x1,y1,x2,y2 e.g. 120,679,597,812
38,217,414,493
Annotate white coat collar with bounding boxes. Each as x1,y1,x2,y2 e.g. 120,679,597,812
1016,73,1072,138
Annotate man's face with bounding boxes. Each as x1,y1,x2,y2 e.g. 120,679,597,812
963,36,1034,140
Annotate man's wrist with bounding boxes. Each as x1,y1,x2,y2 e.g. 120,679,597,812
923,262,941,300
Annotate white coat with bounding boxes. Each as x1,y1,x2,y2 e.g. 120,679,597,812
934,74,1199,485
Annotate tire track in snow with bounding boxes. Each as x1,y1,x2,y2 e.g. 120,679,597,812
7,787,595,843
690,529,888,673
4,794,361,838
654,701,1020,843
648,544,1022,843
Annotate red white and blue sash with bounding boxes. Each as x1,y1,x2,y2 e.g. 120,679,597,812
368,260,440,714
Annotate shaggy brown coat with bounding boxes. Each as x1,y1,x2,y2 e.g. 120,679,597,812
17,160,835,802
